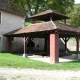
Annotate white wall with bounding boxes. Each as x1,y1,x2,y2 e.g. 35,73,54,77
0,10,25,52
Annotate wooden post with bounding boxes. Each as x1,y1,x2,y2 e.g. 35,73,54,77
23,37,28,57
62,37,70,54
64,19,66,24
45,36,50,56
44,37,47,52
6,37,12,53
50,33,59,63
75,35,79,59
50,13,53,21
44,37,49,55
28,37,31,52
32,19,35,24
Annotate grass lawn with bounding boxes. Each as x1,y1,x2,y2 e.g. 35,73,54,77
25,20,44,26
0,53,80,70
25,21,31,26
70,38,76,41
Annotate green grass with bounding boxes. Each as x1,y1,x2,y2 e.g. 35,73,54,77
69,51,80,54
70,38,76,41
25,20,44,26
0,53,80,70
25,21,31,26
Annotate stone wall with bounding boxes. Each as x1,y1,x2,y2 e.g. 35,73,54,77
67,39,80,51
33,38,80,52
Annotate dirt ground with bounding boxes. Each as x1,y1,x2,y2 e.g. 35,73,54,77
0,55,79,80
0,67,80,80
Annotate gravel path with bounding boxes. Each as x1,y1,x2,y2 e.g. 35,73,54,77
0,68,80,80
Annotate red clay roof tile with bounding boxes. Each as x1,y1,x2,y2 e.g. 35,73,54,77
29,10,69,21
4,21,80,36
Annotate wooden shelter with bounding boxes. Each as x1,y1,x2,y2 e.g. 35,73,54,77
4,10,80,63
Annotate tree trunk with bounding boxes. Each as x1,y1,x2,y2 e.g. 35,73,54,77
26,0,32,16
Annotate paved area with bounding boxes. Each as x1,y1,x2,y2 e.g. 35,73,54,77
17,53,77,63
28,54,76,63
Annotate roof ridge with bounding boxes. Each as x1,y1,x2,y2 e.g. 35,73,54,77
30,9,53,18
47,9,53,12
51,21,57,29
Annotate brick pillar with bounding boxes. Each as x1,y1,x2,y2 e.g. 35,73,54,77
6,37,12,53
50,33,59,63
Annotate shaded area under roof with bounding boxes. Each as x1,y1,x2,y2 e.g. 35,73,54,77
29,10,69,21
4,21,80,37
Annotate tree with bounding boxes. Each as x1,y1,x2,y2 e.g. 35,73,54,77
6,0,75,16
67,4,80,27
45,0,74,15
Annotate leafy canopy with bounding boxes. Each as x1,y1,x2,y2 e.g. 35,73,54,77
68,4,80,27
6,0,74,16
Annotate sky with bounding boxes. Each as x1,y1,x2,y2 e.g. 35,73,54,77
75,0,80,4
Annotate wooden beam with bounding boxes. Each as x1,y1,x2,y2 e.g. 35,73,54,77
64,19,66,24
22,37,28,57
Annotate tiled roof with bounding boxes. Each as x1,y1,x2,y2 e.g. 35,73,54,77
54,21,80,33
0,0,25,16
14,21,56,34
4,21,80,36
29,10,69,21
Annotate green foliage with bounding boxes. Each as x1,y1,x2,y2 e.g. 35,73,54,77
25,20,44,26
28,0,74,15
45,0,74,14
67,4,80,27
70,38,76,41
0,53,80,70
6,0,74,16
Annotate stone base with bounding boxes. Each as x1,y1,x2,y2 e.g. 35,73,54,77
50,59,59,64
23,54,28,58
72,54,80,59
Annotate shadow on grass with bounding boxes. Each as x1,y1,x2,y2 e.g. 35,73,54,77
69,60,80,63
69,51,80,54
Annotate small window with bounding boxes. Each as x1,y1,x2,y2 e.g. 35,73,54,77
0,12,1,23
